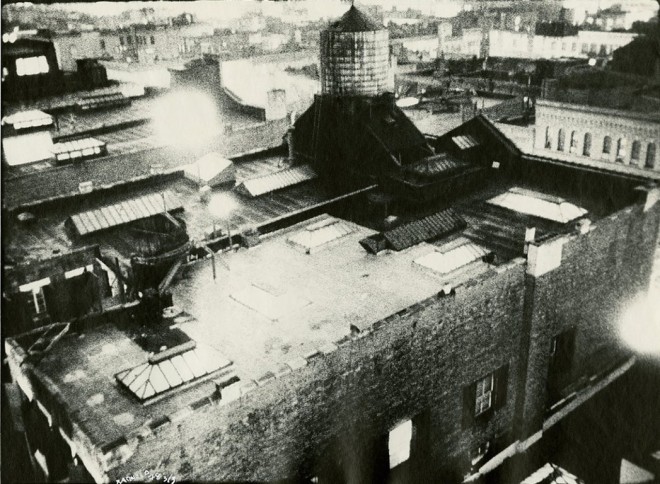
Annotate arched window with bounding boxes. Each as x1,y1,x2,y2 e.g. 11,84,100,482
544,126,551,149
557,129,565,151
616,138,627,162
646,143,657,169
602,136,612,157
583,133,592,157
630,140,641,164
569,131,578,153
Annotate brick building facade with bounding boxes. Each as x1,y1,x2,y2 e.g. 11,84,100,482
534,99,659,175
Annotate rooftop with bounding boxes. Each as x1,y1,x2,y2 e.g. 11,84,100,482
4,156,340,266
5,165,618,456
326,5,383,33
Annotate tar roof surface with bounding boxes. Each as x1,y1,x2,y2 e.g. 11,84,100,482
22,213,490,447
4,156,333,265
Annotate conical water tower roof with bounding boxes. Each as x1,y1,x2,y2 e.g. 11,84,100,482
327,5,382,32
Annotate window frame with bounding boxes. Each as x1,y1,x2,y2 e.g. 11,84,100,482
475,373,494,416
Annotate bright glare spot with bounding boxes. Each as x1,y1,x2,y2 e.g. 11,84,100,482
388,420,412,469
151,90,220,149
588,58,597,67
619,292,660,356
208,191,238,220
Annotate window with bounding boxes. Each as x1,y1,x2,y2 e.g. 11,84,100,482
616,138,627,162
557,128,565,151
475,374,494,416
120,36,124,46
646,143,656,169
590,43,597,53
150,35,155,45
127,36,133,45
30,287,48,316
16,56,49,76
572,42,577,51
100,39,105,49
547,328,576,405
602,136,612,156
630,140,641,164
569,131,578,153
388,420,413,469
581,43,588,54
583,133,592,156
544,126,552,149
463,364,509,428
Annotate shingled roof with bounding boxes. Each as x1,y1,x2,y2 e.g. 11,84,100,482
327,5,382,32
359,208,467,254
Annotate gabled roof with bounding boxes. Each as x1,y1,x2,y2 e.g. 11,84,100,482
68,191,183,236
327,6,382,33
237,164,317,198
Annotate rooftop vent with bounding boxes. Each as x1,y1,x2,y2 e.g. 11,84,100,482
288,217,355,254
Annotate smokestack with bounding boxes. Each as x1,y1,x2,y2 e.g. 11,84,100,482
287,126,295,164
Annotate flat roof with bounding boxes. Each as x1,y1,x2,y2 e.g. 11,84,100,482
3,156,337,266
9,211,497,448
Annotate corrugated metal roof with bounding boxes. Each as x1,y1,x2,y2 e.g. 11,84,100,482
69,191,183,236
383,209,466,251
238,164,317,198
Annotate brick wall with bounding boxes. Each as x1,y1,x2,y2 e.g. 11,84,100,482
534,100,660,172
106,261,527,482
520,194,660,434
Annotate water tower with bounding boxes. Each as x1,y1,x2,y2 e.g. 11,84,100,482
320,5,389,97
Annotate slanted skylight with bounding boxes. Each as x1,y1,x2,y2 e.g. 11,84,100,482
488,187,587,223
288,217,354,253
51,137,107,162
115,343,231,402
3,110,53,130
452,134,479,150
415,242,490,275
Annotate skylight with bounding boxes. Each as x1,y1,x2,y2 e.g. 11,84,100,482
115,343,231,402
452,134,479,150
415,242,490,275
488,187,587,223
288,217,354,253
51,137,107,163
3,110,53,130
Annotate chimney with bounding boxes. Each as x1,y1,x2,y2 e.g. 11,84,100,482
287,126,295,164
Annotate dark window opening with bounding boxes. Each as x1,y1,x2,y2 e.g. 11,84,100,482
602,136,612,156
557,129,565,151
631,140,641,164
645,143,656,169
616,138,626,162
547,328,576,407
583,133,591,156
